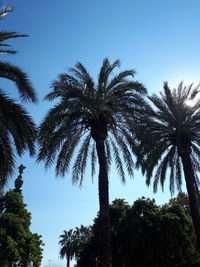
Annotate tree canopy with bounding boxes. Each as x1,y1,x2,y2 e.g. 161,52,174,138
75,196,200,267
0,190,43,266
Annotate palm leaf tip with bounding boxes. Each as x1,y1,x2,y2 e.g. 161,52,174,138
0,62,38,103
0,6,13,18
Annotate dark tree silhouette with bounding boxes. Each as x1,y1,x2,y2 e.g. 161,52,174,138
38,58,147,267
0,6,37,187
59,229,76,267
136,82,200,249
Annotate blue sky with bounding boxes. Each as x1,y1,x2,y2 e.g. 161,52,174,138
2,0,200,266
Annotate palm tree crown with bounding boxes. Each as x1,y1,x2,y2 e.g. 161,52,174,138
59,229,76,267
136,81,200,249
137,82,200,193
38,59,146,183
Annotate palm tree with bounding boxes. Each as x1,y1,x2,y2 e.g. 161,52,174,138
135,82,200,249
38,58,147,266
59,229,76,267
0,6,37,187
73,225,92,261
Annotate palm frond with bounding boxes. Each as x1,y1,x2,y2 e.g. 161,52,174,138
72,134,91,184
98,58,120,90
55,135,80,176
0,62,37,102
0,128,15,185
105,139,112,173
0,7,28,54
0,6,37,186
111,139,126,183
175,152,182,192
111,130,134,177
90,143,97,180
0,91,37,186
0,90,37,156
0,6,13,18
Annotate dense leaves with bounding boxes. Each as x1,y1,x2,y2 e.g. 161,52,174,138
59,225,92,267
0,190,43,266
38,58,147,183
0,6,37,187
136,82,200,193
76,196,200,267
135,82,200,249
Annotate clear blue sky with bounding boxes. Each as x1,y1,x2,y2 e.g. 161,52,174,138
2,0,200,266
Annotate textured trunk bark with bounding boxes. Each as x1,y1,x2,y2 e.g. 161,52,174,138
96,139,112,267
180,151,200,250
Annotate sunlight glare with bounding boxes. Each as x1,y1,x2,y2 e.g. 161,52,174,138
185,99,195,107
184,82,200,107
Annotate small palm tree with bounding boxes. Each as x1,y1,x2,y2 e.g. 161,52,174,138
73,225,92,261
0,6,37,186
59,229,76,267
38,58,147,266
135,82,200,249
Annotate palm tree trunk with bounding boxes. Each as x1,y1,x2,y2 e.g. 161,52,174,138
180,152,200,250
67,254,70,267
96,139,112,267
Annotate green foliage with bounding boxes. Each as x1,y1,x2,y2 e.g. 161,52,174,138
0,6,28,55
168,192,190,215
59,229,76,264
0,190,43,266
39,58,147,266
135,82,200,194
0,6,37,187
134,82,200,249
59,225,92,267
38,58,147,184
77,197,200,267
118,199,198,267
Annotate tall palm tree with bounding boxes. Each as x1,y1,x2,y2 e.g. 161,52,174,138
38,58,147,267
135,82,200,249
59,229,76,267
0,6,37,187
